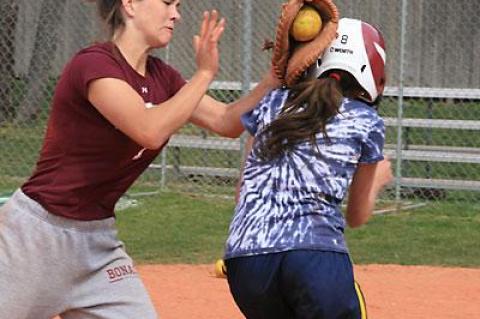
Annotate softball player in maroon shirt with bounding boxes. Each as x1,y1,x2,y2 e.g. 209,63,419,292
0,1,278,318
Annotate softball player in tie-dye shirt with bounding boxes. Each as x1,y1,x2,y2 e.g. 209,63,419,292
224,18,393,319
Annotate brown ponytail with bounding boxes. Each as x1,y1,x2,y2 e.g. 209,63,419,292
256,77,343,162
257,69,368,162
96,0,124,38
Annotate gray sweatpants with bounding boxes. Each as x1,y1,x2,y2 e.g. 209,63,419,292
0,189,158,319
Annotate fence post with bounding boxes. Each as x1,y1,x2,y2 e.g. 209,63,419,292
395,0,408,211
160,45,171,190
239,0,253,174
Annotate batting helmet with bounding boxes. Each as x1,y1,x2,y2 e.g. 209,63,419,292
307,18,387,103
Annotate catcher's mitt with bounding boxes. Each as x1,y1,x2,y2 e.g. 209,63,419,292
272,0,339,87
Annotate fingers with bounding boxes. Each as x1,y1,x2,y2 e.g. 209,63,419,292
193,10,226,77
193,35,200,53
199,11,209,41
206,10,219,37
204,10,224,40
193,11,209,54
210,17,226,42
196,10,225,48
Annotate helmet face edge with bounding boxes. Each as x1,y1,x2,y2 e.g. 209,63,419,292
361,21,387,101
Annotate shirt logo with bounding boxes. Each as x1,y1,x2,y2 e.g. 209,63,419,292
141,86,148,94
132,148,146,160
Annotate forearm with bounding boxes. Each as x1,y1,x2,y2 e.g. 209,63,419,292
191,71,279,138
221,80,275,137
346,159,393,228
144,71,213,147
346,191,375,228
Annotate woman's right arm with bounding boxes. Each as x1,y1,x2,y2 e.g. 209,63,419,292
345,158,393,228
87,11,225,150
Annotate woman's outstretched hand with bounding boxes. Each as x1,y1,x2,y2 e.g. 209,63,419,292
193,10,226,81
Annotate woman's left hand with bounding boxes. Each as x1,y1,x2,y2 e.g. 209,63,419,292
193,10,226,80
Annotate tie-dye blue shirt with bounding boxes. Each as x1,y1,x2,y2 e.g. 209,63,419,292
224,89,385,259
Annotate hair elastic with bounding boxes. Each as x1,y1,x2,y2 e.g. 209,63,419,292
328,73,341,81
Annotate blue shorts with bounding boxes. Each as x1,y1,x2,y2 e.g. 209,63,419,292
225,250,367,319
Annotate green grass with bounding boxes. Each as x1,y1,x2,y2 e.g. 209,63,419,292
347,202,480,267
115,191,480,268
116,192,233,264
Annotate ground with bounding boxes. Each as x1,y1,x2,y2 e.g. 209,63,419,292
138,264,480,319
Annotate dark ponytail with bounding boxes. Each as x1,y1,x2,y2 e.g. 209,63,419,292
96,0,124,38
256,77,342,162
256,70,364,162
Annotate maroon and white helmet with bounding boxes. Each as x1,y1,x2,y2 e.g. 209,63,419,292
308,18,387,103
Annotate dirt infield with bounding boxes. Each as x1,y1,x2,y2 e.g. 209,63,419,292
138,264,480,319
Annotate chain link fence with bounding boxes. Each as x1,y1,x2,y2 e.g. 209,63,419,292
1,0,479,211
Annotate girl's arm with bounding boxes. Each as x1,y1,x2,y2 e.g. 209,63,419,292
346,158,393,228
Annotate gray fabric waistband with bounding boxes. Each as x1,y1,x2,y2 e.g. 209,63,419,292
10,189,116,232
